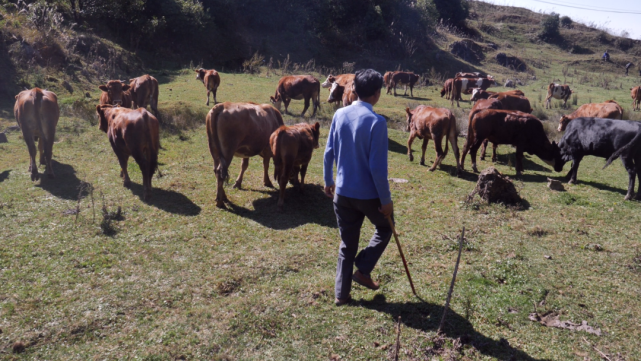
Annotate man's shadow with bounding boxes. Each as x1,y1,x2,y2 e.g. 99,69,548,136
360,294,548,361
0,170,10,183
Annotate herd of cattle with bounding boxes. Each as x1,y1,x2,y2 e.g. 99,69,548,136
10,68,641,211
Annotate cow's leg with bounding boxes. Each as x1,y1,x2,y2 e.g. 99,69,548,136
206,90,210,106
233,157,249,189
480,139,489,160
420,138,430,167
469,139,485,173
460,138,471,171
622,156,636,200
567,156,583,184
635,158,641,200
515,148,524,176
393,83,397,96
116,152,131,187
300,163,308,189
289,165,301,186
215,173,227,208
277,160,294,212
403,84,408,96
213,86,218,105
410,85,414,98
24,132,39,181
491,143,498,162
430,134,444,171
262,155,275,188
301,97,310,117
545,96,551,109
449,131,461,173
43,135,55,178
284,99,291,115
407,132,416,162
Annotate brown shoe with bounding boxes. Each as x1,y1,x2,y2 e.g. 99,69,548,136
335,296,351,306
353,270,380,290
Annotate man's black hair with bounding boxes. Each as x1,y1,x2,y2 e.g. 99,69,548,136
353,69,383,99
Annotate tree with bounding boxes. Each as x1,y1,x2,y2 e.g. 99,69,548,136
539,13,560,41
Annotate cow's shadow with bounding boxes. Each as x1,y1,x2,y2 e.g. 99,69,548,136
226,184,337,230
36,161,83,200
572,179,627,196
0,170,10,183
129,183,201,216
360,294,548,361
388,137,408,155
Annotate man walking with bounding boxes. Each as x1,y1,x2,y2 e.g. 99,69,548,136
323,69,393,306
626,62,633,76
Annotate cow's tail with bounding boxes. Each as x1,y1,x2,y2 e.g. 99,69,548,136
147,112,160,176
207,105,230,183
603,128,641,169
32,89,47,145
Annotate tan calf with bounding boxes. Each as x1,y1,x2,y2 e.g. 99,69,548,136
406,106,461,173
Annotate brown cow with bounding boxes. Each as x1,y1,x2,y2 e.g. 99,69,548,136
468,98,503,162
129,74,159,114
631,86,641,111
206,102,284,208
388,71,419,97
558,100,623,131
195,68,221,106
545,83,573,109
270,75,320,117
440,78,454,100
270,122,320,211
461,109,562,175
321,74,355,89
406,106,461,173
451,77,497,107
96,105,160,201
327,81,358,107
98,80,132,107
487,89,525,99
471,89,525,102
14,88,59,181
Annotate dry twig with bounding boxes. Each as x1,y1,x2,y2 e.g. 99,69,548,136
438,227,465,334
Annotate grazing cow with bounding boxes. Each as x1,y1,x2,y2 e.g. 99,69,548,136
195,68,221,106
321,74,355,89
461,109,562,175
405,106,461,173
440,78,455,100
96,105,159,201
327,81,358,107
270,75,320,117
559,117,641,200
631,86,641,111
14,88,59,181
451,77,497,107
98,80,132,108
558,100,623,131
129,74,159,114
545,83,573,109
388,71,419,97
487,89,525,99
270,122,320,211
206,102,284,208
475,95,532,161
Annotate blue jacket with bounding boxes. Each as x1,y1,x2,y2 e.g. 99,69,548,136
323,101,392,205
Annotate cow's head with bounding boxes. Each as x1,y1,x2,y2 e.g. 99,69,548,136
311,122,321,149
195,68,206,82
440,87,446,97
558,115,571,132
405,107,414,132
98,80,130,105
470,88,483,101
95,104,114,133
327,82,344,103
321,75,335,88
270,93,282,111
549,141,566,172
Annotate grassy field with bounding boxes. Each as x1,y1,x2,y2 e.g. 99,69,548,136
1,66,641,360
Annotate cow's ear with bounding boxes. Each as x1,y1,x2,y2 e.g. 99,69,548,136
314,122,320,131
96,105,102,113
99,85,108,92
269,96,275,102
405,107,412,116
122,84,130,91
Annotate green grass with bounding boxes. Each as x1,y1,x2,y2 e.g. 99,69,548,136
1,69,640,360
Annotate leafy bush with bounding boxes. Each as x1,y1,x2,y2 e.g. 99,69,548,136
539,13,560,41
560,16,572,28
432,0,469,26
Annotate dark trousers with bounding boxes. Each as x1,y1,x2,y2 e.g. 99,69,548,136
333,194,393,299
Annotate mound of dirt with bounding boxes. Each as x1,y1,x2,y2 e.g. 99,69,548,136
496,53,527,71
450,40,485,64
468,167,522,205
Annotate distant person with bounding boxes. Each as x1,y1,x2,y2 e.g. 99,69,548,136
602,50,610,62
323,69,393,306
626,62,633,76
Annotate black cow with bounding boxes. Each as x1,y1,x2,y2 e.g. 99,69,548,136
558,117,641,200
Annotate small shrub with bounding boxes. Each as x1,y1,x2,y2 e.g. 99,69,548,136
572,94,578,106
560,16,572,28
242,52,264,74
538,13,560,41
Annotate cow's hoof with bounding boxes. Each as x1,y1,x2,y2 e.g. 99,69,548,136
216,202,226,208
428,168,436,172
232,182,242,189
472,166,479,173
420,160,426,166
568,179,576,185
123,179,131,188
480,156,485,161
409,155,414,162
31,172,40,181
492,157,497,163
624,194,633,201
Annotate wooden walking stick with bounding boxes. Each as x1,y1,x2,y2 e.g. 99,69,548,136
387,217,417,296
